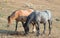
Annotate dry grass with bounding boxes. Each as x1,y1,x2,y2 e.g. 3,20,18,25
0,0,60,38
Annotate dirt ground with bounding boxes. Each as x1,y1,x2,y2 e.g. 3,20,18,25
0,0,60,38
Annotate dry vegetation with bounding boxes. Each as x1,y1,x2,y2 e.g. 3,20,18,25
0,0,60,38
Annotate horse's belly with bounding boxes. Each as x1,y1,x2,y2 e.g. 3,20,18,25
16,16,27,22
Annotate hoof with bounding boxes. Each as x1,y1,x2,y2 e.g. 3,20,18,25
36,33,40,36
32,31,35,33
24,32,29,36
36,34,39,36
48,33,51,36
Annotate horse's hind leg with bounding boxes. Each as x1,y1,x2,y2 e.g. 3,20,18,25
43,23,46,34
15,20,18,31
48,20,52,35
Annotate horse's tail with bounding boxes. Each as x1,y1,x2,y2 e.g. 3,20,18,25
45,10,52,25
45,10,52,19
7,16,10,22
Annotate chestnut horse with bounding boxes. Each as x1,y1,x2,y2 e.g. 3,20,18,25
7,9,35,31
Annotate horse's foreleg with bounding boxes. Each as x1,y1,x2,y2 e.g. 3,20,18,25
43,23,46,34
22,22,24,25
15,21,18,31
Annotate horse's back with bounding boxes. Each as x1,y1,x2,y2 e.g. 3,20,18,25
16,9,34,16
32,10,52,22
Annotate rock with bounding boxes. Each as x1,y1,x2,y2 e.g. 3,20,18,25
55,18,60,21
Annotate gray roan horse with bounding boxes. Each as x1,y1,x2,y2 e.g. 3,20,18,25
23,10,52,36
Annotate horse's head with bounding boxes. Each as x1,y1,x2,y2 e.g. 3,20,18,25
7,16,11,27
